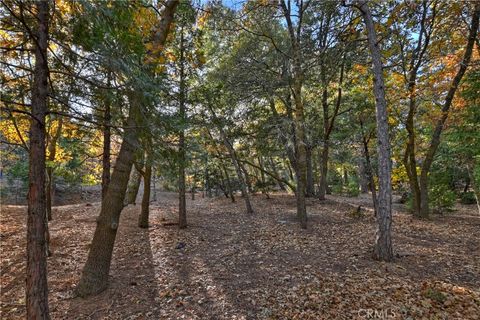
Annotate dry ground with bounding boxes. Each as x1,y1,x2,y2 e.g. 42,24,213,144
1,192,479,319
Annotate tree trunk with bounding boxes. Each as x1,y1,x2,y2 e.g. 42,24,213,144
27,0,50,317
358,156,369,194
207,109,253,213
191,171,196,200
356,1,393,261
46,117,63,221
221,162,235,202
269,157,286,191
306,147,315,197
224,139,253,213
467,165,480,215
360,123,378,216
318,143,329,200
178,23,187,229
138,150,152,228
102,83,111,200
125,166,142,205
318,55,345,201
75,106,139,297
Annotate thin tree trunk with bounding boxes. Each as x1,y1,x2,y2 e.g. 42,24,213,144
178,24,187,229
27,0,50,317
191,171,196,200
125,165,142,205
75,105,139,297
269,157,286,191
102,78,111,200
221,162,235,202
318,56,345,200
360,122,378,216
467,165,480,215
306,147,315,197
46,117,63,221
356,1,393,261
358,156,369,194
207,109,253,213
139,150,152,228
318,143,329,200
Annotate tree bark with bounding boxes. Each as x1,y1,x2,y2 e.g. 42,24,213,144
101,78,111,200
125,165,142,205
306,146,315,197
27,0,50,317
76,105,139,297
318,143,329,200
467,165,480,215
360,121,378,216
138,150,152,228
178,24,187,229
221,162,235,202
356,0,393,261
46,117,62,221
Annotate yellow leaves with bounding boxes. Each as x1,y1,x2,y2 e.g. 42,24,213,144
0,116,29,146
55,0,72,15
197,11,210,30
133,7,157,38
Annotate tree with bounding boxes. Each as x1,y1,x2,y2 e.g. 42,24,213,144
75,0,179,297
354,0,394,261
279,0,309,228
26,0,51,317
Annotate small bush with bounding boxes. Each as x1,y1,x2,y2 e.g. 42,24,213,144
345,181,360,197
331,184,343,195
429,184,456,213
460,191,476,205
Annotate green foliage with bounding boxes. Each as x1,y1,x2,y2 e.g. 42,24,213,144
460,192,476,205
6,160,29,186
429,184,456,213
423,288,447,304
345,181,360,197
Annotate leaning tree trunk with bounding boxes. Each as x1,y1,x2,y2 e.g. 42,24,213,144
76,0,179,296
26,0,50,318
207,109,253,213
75,107,138,297
125,165,142,205
220,161,235,203
356,0,393,261
101,86,111,200
224,138,253,213
138,150,152,228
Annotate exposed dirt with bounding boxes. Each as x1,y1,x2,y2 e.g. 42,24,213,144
1,192,479,319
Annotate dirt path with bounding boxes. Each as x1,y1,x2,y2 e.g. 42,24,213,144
1,192,479,319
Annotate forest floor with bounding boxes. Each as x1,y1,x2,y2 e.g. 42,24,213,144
1,191,479,319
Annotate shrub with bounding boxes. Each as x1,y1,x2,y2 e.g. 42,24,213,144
331,184,343,195
460,191,476,205
429,184,456,213
345,181,360,197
